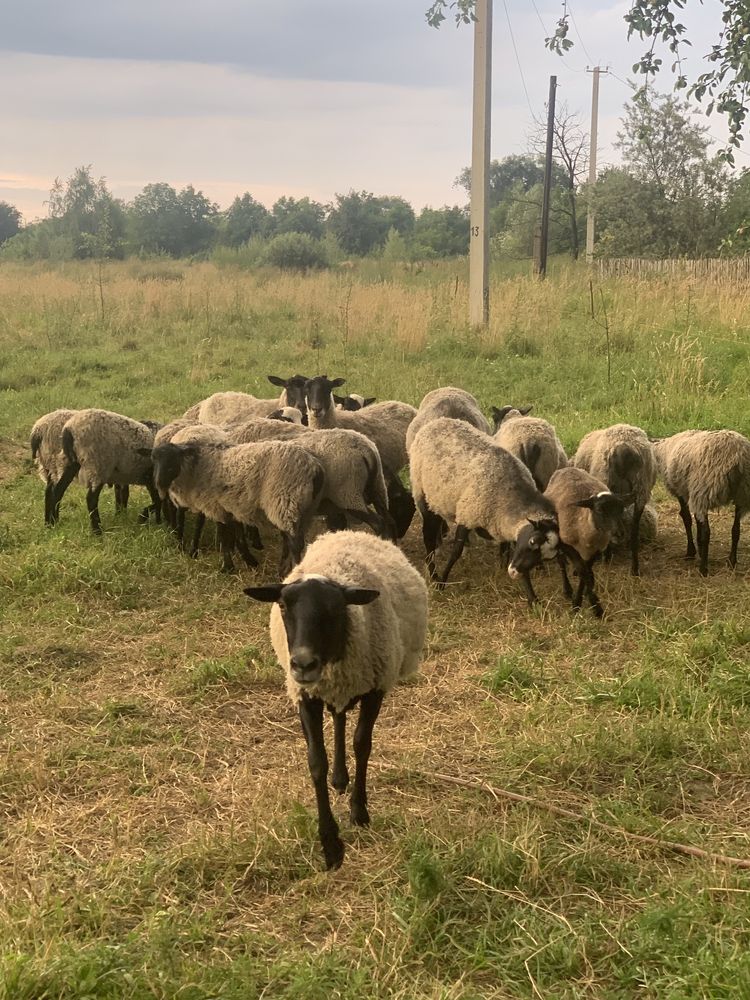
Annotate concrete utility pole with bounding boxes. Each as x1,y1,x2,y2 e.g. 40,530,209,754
537,75,557,279
586,66,604,263
469,0,492,327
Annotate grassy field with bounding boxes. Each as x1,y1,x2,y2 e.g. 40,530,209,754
1,258,750,998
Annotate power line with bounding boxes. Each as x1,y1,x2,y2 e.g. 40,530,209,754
566,1,595,67
501,0,534,116
529,0,587,73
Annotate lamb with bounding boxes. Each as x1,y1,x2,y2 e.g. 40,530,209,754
52,409,162,533
409,417,560,604
653,429,750,576
406,387,491,454
491,405,568,491
545,467,629,617
304,375,417,538
149,438,325,574
573,423,656,576
186,374,309,425
228,419,393,538
244,530,428,870
334,393,377,411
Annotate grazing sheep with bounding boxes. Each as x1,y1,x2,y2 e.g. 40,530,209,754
573,423,656,576
545,467,629,617
409,417,560,604
653,429,750,576
268,406,304,423
187,374,310,425
611,503,658,551
334,393,377,411
491,406,568,491
406,387,491,454
305,375,416,538
52,409,162,534
149,438,325,574
244,530,428,870
228,420,393,539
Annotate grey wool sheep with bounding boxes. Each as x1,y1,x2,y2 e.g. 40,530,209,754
52,409,162,534
304,375,417,538
149,438,325,574
406,386,491,454
653,429,750,576
492,406,568,491
244,530,428,870
545,467,629,617
186,374,309,425
573,423,656,576
228,420,393,538
409,417,561,605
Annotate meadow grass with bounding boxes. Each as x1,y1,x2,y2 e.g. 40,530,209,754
1,259,750,998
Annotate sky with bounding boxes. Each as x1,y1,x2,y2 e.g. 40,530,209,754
1,0,730,223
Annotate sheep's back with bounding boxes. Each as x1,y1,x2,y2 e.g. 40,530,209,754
31,408,78,484
406,388,490,453
64,409,155,487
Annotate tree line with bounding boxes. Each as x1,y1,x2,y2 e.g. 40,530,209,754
3,89,750,266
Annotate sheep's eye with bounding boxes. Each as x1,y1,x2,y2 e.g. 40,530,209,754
529,538,538,548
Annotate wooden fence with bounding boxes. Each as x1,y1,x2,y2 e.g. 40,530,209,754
596,257,750,282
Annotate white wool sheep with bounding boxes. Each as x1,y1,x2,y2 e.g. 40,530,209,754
30,409,79,524
409,417,560,604
573,423,656,576
185,374,309,425
654,429,750,576
244,530,428,870
492,406,568,490
54,409,161,534
406,386,491,454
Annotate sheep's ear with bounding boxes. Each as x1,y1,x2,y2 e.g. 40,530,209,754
136,447,153,458
329,377,346,389
333,394,346,405
492,405,513,426
363,397,377,406
244,585,284,602
574,497,598,511
342,587,380,606
518,405,533,415
267,375,286,387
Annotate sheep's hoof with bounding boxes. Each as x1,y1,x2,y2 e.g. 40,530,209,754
323,837,345,870
698,566,708,578
350,802,370,827
331,769,350,794
685,550,696,559
592,604,605,619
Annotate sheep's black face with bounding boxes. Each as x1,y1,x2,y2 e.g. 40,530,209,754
508,519,559,579
151,443,186,498
244,577,379,687
304,375,345,421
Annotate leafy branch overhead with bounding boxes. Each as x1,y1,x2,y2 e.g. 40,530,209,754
426,0,750,162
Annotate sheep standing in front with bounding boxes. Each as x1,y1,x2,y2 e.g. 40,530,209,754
654,429,750,576
545,467,629,617
52,409,162,534
244,531,428,870
150,438,325,573
228,420,393,539
304,375,416,538
573,423,656,576
409,417,560,604
406,386,491,454
492,406,568,491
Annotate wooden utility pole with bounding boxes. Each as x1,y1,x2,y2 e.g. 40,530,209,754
586,66,604,263
469,0,492,327
537,75,557,279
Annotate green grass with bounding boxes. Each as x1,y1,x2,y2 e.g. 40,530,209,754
2,259,750,997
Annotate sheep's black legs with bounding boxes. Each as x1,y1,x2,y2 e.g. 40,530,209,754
387,476,415,539
677,496,696,558
235,526,259,569
281,526,306,576
697,514,710,577
44,479,55,525
86,485,104,535
584,558,604,618
299,695,344,870
418,498,445,580
730,506,742,568
630,502,644,576
350,689,383,827
114,484,129,513
139,476,161,524
217,522,235,573
51,463,79,522
439,525,469,586
189,513,205,555
246,524,264,551
519,570,539,607
558,554,574,600
330,710,349,793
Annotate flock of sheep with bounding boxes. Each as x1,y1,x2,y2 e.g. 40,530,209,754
29,376,750,867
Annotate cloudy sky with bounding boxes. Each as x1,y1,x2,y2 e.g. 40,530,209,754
1,0,729,222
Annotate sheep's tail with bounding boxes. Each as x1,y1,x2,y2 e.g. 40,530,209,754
520,442,544,491
61,426,79,467
30,428,42,460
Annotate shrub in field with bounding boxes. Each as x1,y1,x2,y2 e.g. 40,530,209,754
263,232,329,271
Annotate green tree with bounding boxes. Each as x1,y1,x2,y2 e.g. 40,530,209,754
589,168,664,257
0,202,21,244
381,226,409,261
270,196,326,239
223,193,269,246
412,206,469,257
263,232,328,271
46,165,126,259
427,1,750,160
327,191,413,256
128,183,218,256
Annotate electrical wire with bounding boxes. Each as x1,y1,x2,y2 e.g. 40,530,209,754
501,0,535,116
529,0,587,74
566,0,595,67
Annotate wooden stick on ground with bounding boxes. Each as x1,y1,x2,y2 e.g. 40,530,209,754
378,764,750,871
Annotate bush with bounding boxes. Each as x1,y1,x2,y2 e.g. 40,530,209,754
262,232,328,271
